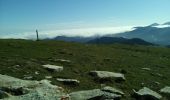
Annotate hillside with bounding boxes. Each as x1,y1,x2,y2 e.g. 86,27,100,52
87,37,153,45
0,39,170,100
112,26,170,45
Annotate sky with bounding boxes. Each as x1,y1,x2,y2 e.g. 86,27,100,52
0,0,170,39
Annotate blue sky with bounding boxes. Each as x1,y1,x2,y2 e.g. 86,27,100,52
0,0,170,39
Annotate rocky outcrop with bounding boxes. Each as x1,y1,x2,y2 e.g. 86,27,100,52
160,86,170,94
0,74,67,100
69,89,121,100
57,78,80,85
89,71,125,82
101,86,124,96
133,87,162,100
42,64,63,72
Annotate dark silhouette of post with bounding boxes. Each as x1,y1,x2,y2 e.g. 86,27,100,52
36,29,39,41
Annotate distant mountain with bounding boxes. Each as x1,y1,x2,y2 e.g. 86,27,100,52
110,24,170,45
87,37,153,45
149,23,159,27
163,22,170,25
48,22,170,45
50,36,95,43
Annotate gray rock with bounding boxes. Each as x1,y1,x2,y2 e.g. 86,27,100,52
141,68,151,71
43,64,63,72
0,74,67,100
35,71,39,75
23,75,33,80
160,86,170,94
45,76,52,79
133,87,162,100
55,59,71,63
90,71,125,81
101,86,124,95
69,89,121,100
57,78,80,85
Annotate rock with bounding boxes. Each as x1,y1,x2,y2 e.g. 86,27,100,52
133,87,162,100
0,74,67,100
43,64,63,72
160,86,170,94
69,89,121,100
141,68,151,71
35,71,39,75
89,71,125,82
23,75,33,80
55,59,71,63
154,82,160,85
57,78,80,85
101,86,124,96
45,76,52,79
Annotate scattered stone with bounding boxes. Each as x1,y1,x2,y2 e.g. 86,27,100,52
160,86,170,94
0,74,67,100
23,75,33,80
69,89,121,100
151,73,163,77
141,68,151,71
156,73,163,77
43,64,63,72
89,71,125,82
133,87,162,100
35,71,39,75
57,78,80,85
154,81,160,85
55,59,71,63
101,86,124,96
45,76,52,79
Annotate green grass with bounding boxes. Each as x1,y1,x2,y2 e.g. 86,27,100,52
0,39,170,99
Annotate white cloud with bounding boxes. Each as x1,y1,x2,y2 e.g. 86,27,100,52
0,26,135,39
153,25,170,28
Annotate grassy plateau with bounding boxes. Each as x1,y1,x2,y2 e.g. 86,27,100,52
0,39,170,100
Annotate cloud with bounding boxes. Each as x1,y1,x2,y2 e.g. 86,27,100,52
153,25,170,28
0,26,135,39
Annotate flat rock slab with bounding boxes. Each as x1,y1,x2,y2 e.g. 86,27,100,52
160,86,170,94
0,74,67,100
101,86,124,95
90,71,125,81
69,89,121,100
57,78,80,85
134,87,162,100
43,64,63,72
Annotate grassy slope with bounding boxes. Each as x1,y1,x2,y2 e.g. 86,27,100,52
0,39,170,99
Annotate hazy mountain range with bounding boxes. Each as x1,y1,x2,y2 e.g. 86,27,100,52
49,22,170,45
110,22,170,45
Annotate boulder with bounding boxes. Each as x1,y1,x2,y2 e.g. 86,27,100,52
43,64,63,72
160,86,170,94
89,71,125,82
57,78,80,85
69,89,121,100
133,87,162,100
0,74,67,100
101,86,124,96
